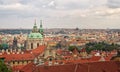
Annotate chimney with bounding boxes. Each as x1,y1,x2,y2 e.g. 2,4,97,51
7,52,10,55
18,48,21,53
48,61,52,66
0,52,2,55
10,48,12,53
2,49,5,53
34,58,38,64
17,52,19,54
21,51,24,54
12,52,15,54
6,49,8,53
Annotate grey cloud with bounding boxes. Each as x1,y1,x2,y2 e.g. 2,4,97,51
0,0,120,29
64,2,89,10
107,0,120,8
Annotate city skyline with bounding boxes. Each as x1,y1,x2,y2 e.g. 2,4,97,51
0,0,120,29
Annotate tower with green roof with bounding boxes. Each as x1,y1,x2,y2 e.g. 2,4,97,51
27,20,44,50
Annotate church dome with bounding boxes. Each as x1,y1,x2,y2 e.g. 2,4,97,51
28,33,43,39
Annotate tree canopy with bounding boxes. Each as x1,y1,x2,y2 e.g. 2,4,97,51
0,43,9,50
68,46,78,51
85,42,120,53
0,60,12,72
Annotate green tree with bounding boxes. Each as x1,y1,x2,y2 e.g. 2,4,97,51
68,46,78,51
0,60,12,72
0,44,3,50
85,42,120,53
2,43,9,50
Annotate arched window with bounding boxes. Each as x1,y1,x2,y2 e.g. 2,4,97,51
37,43,39,47
31,43,33,49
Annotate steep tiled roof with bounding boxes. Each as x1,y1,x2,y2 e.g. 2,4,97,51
31,45,46,56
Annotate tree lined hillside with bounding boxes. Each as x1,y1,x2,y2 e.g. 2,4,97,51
85,42,120,53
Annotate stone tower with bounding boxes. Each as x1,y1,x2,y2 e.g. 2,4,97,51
44,45,56,59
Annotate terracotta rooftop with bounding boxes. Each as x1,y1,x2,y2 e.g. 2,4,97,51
0,45,46,62
12,65,25,72
20,62,36,72
20,61,120,72
4,53,34,61
31,45,46,56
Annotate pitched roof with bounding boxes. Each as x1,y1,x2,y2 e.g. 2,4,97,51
32,61,120,72
31,45,46,56
4,53,34,61
20,62,36,72
0,45,46,62
12,65,25,72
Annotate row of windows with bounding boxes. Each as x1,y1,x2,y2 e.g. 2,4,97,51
8,60,32,66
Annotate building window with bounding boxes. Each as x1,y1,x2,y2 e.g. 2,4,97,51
22,61,24,64
37,43,39,47
31,43,33,49
13,61,15,65
18,61,19,65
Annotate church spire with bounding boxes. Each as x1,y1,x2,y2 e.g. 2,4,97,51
40,20,42,28
32,19,38,33
39,20,44,35
34,19,37,25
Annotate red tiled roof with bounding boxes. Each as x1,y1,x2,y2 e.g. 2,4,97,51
80,48,86,52
12,65,25,72
32,61,120,72
31,45,46,56
0,45,46,62
89,56,101,62
4,53,34,61
20,62,36,72
0,55,5,58
72,48,79,55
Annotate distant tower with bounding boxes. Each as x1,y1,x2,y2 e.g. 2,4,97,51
39,20,44,36
44,46,56,59
27,20,44,50
13,37,18,49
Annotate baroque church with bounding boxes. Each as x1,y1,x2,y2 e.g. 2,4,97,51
27,20,44,50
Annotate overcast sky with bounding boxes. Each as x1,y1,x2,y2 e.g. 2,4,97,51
0,0,120,29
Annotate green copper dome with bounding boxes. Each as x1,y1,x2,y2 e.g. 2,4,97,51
28,33,43,39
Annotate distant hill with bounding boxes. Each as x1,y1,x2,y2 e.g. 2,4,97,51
0,29,120,34
0,29,31,34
